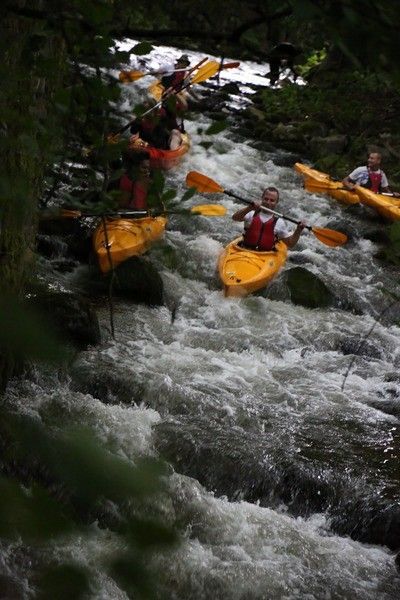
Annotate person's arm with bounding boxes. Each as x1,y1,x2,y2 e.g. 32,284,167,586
382,186,400,197
281,222,306,248
232,203,258,222
342,175,356,191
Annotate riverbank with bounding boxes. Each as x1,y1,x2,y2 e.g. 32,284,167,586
239,70,400,188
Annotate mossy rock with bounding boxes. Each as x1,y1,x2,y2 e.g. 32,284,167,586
285,267,335,308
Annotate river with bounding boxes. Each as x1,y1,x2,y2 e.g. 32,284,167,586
2,44,400,599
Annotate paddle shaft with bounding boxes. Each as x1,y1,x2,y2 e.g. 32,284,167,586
224,189,308,230
114,58,209,136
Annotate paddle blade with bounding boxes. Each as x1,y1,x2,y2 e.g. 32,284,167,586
119,70,144,82
312,227,348,247
221,61,240,70
190,204,226,216
191,61,220,84
186,171,224,194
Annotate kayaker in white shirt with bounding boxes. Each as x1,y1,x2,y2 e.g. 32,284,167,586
232,187,305,250
342,152,399,197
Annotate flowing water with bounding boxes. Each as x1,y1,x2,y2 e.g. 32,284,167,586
2,45,400,599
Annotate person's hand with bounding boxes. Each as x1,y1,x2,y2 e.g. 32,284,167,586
252,201,262,211
296,221,306,232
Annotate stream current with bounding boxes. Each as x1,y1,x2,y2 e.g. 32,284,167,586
2,44,400,599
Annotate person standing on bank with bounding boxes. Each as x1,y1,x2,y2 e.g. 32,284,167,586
342,152,400,197
232,187,305,250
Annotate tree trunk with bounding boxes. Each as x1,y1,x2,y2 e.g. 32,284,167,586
0,2,66,389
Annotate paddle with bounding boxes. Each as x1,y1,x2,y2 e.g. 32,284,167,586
304,179,397,198
186,171,348,247
111,60,221,138
120,61,240,83
44,204,227,220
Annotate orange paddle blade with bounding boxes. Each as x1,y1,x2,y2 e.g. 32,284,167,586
190,204,226,216
186,171,224,193
312,227,348,247
119,69,144,82
221,61,240,69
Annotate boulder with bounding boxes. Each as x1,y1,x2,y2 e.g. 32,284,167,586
284,267,335,308
28,289,101,349
86,256,164,306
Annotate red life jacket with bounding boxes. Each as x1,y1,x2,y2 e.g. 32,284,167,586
367,169,382,193
243,214,277,250
119,175,147,210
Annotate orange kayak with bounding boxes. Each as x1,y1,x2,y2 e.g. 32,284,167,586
93,215,167,273
128,133,190,170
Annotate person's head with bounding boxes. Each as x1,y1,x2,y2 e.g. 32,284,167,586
261,187,279,209
175,54,190,68
125,151,151,179
367,152,382,170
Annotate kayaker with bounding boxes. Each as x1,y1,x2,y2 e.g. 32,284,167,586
266,42,300,86
130,106,181,151
111,152,151,211
342,153,400,197
160,54,191,96
232,187,305,250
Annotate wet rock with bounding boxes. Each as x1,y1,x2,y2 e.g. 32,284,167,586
70,364,144,404
85,256,164,306
28,288,101,349
331,499,400,550
338,336,383,359
284,267,335,308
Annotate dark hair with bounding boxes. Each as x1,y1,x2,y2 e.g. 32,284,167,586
176,54,190,66
263,186,279,200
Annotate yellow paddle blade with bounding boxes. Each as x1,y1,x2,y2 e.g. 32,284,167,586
186,171,224,194
191,60,220,84
190,204,226,216
312,227,348,247
119,69,144,82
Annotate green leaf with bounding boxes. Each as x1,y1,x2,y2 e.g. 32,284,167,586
37,564,90,600
0,479,74,542
130,42,153,56
181,187,197,201
0,296,68,364
206,120,228,135
161,189,177,203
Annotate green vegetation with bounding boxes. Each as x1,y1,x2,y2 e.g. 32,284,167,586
1,1,400,596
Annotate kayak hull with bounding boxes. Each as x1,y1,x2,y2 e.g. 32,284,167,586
218,238,288,298
128,133,190,170
354,186,400,221
93,216,167,273
295,163,359,205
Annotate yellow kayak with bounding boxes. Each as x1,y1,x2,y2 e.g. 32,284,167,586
294,163,359,205
354,186,400,221
93,216,167,273
148,80,188,105
218,238,288,298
